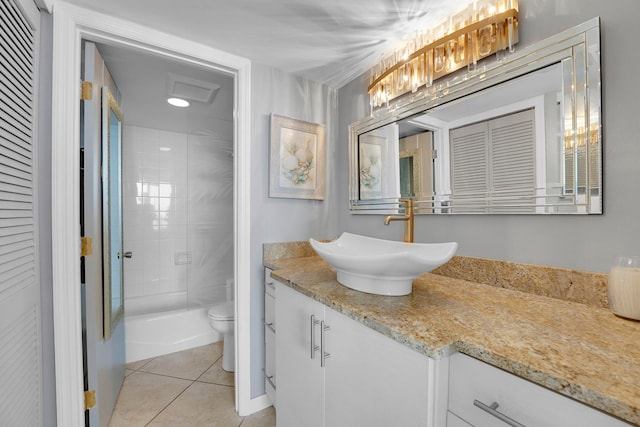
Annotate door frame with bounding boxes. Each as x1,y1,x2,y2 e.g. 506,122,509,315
51,3,258,425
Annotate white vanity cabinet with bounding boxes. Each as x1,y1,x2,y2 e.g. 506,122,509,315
447,353,632,427
275,282,438,427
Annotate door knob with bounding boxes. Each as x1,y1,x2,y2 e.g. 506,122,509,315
123,251,133,258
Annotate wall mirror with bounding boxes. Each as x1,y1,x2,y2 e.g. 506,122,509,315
102,87,125,339
349,18,601,215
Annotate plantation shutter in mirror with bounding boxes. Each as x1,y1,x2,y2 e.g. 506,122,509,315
489,109,536,213
450,109,536,213
450,121,489,213
0,0,42,425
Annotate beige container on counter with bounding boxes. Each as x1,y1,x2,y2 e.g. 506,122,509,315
608,256,640,320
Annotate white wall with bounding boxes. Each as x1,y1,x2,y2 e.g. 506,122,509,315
338,0,640,273
250,63,339,397
123,125,233,315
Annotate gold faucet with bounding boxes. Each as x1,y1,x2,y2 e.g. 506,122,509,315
384,200,414,243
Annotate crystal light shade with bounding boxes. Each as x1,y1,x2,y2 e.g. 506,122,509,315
369,0,519,109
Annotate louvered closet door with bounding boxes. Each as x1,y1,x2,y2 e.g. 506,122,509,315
0,0,42,425
489,108,536,213
450,121,489,213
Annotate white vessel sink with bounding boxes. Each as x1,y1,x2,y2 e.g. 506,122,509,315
309,232,457,296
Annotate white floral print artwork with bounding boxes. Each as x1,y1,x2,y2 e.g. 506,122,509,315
270,114,325,200
279,127,317,190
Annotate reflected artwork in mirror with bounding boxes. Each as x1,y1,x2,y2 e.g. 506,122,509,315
349,18,601,215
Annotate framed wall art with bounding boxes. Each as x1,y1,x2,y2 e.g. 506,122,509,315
269,114,326,200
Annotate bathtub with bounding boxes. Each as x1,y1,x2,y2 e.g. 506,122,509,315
125,294,222,363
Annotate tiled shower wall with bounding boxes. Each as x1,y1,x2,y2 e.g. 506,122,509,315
122,125,233,315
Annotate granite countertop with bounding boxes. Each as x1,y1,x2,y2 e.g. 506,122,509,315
266,255,640,426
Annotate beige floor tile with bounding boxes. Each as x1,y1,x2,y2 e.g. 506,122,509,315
240,406,276,427
199,358,235,386
148,382,242,427
141,342,223,380
126,357,153,371
108,371,192,427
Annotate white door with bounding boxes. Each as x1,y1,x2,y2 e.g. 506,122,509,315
0,0,43,425
81,41,126,427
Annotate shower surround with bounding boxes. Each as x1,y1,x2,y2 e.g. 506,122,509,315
122,125,233,361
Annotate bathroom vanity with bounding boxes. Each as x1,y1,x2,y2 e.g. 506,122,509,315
264,245,640,427
276,281,437,426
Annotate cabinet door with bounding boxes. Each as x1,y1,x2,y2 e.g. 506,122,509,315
275,283,325,427
324,306,431,427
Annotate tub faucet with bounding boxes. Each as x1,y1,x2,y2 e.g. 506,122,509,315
384,199,414,243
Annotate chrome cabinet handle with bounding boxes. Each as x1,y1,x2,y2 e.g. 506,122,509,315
473,400,526,427
310,315,320,359
265,374,276,390
320,321,331,367
264,321,275,333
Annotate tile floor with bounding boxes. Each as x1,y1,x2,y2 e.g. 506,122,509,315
108,342,276,427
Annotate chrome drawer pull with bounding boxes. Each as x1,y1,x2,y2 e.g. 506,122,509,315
320,321,331,367
473,400,526,427
265,374,276,389
264,321,276,333
310,315,320,359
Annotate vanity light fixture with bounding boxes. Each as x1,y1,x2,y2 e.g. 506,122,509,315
167,97,190,107
369,0,519,108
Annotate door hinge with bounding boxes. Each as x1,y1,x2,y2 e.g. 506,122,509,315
432,149,438,159
84,390,96,410
81,81,92,101
81,236,93,257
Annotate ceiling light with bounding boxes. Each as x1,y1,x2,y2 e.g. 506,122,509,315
167,97,190,107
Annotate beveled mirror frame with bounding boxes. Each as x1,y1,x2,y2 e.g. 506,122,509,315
349,18,602,215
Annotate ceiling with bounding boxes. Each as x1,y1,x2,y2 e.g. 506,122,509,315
75,0,472,135
93,42,235,137
67,0,471,88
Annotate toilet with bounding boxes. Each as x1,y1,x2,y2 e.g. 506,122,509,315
208,300,235,372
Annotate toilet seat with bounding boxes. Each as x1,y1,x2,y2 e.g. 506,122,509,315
208,301,234,321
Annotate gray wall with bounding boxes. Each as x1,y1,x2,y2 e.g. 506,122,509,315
250,63,339,397
338,0,640,273
37,11,56,426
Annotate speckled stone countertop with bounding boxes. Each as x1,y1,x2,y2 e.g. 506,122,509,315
265,254,640,426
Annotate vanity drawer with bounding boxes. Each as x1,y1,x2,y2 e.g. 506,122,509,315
265,268,276,297
265,326,276,405
447,411,472,427
449,353,630,427
265,289,275,332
